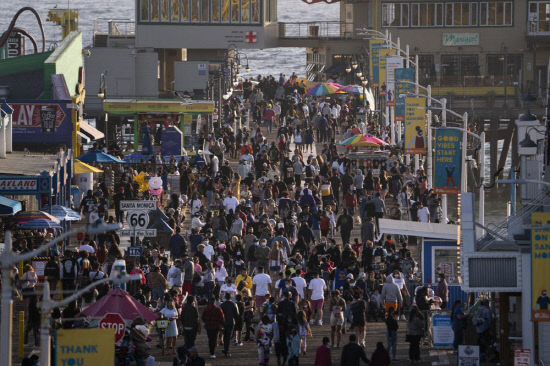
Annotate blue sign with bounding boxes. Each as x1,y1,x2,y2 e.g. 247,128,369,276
434,128,461,194
162,126,183,157
432,314,453,348
394,68,415,121
127,247,143,257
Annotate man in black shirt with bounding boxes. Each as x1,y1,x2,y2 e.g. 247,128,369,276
329,172,342,205
336,208,354,245
219,293,239,357
341,334,370,366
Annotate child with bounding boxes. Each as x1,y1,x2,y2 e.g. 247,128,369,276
287,327,301,366
298,299,313,323
385,307,399,361
297,310,312,355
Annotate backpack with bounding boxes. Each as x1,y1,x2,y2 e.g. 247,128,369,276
305,165,313,178
237,276,248,291
247,245,257,262
85,198,96,213
62,259,76,279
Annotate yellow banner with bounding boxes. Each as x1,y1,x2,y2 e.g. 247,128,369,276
56,328,115,365
532,212,550,322
104,100,214,114
378,49,397,96
369,40,386,87
404,97,427,154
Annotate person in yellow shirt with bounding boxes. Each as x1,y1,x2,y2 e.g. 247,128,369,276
235,267,253,291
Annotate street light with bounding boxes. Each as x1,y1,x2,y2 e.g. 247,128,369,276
97,71,107,99
500,42,508,109
0,221,121,366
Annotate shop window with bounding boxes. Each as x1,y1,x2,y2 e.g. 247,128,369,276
418,55,435,84
441,54,479,86
231,0,240,22
382,3,409,27
445,2,476,26
152,0,160,20
528,2,550,32
251,0,260,23
141,0,150,21
211,0,220,21
191,0,200,21
486,54,522,84
241,0,250,22
160,0,170,21
181,0,189,21
411,3,444,27
171,0,180,21
222,0,230,22
480,2,513,26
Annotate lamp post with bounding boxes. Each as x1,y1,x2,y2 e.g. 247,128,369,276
499,43,508,109
0,221,121,366
98,71,108,148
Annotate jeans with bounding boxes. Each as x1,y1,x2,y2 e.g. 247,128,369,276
452,323,463,351
223,325,234,354
203,281,214,300
386,330,397,358
184,327,198,348
258,344,270,366
24,320,39,345
151,287,165,307
266,120,273,132
207,328,219,355
408,334,421,361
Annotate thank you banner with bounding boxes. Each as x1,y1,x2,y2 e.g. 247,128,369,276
404,97,427,154
531,212,550,322
434,128,461,194
394,68,415,121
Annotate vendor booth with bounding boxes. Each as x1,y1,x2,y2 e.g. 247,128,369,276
102,99,214,154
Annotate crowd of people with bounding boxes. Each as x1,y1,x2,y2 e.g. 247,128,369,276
6,73,489,366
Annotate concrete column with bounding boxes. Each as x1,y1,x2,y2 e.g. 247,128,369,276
521,250,535,366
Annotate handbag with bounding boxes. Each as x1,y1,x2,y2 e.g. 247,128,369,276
20,281,33,290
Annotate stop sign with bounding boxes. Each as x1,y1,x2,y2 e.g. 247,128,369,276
99,313,126,343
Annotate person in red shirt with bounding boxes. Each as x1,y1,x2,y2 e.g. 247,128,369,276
343,189,357,215
201,298,225,359
314,337,333,366
264,104,276,133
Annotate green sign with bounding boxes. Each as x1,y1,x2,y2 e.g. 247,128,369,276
442,33,479,46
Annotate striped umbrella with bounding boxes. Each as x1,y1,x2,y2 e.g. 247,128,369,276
19,219,62,230
41,205,82,221
306,82,341,97
14,210,61,224
340,85,364,94
339,134,388,147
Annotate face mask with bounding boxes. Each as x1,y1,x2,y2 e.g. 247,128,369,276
255,242,259,246
544,292,548,297
328,243,332,248
326,342,332,348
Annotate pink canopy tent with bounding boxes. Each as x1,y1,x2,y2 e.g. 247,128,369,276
78,288,158,323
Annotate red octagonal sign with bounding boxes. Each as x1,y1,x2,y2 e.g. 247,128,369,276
99,313,126,343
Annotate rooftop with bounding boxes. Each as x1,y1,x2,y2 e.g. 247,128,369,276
0,153,60,176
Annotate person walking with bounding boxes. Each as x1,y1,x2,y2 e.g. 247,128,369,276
252,266,272,312
23,295,40,347
385,306,398,361
287,327,301,366
314,337,332,366
340,334,370,366
380,275,402,314
220,292,240,357
370,341,391,366
180,295,201,349
406,305,425,363
255,315,274,366
308,271,327,325
437,273,449,309
160,299,179,355
450,300,465,354
147,266,167,308
201,298,225,359
329,290,346,348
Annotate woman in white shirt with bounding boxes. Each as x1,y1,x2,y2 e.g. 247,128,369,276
294,128,303,151
220,277,237,300
215,260,228,285
189,193,203,216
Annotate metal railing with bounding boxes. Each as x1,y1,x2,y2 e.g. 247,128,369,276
93,18,135,36
476,189,550,250
278,21,354,39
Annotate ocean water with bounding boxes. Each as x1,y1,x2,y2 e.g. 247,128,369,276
0,0,339,77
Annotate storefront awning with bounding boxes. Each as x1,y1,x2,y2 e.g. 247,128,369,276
79,121,104,141
0,196,22,216
377,219,459,240
74,160,103,174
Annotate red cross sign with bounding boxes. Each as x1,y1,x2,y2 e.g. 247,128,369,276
245,31,258,43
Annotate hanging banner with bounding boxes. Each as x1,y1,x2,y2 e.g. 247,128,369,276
369,40,386,87
56,328,115,365
434,128,461,194
404,97,427,154
394,68,415,121
378,49,397,96
385,56,403,107
531,212,550,322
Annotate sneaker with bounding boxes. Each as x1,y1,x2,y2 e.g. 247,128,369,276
238,342,244,346
210,355,216,359
309,320,315,325
318,320,323,326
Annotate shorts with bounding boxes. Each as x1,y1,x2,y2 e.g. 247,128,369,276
253,196,261,203
385,302,398,312
182,281,192,295
310,298,324,311
255,295,267,309
330,314,343,326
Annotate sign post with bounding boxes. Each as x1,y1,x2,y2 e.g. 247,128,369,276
514,348,531,365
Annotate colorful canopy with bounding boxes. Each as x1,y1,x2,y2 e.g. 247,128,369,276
78,288,158,322
77,150,125,164
340,85,364,94
41,205,81,221
19,219,62,230
306,82,341,97
14,210,60,224
340,134,389,147
74,160,103,174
